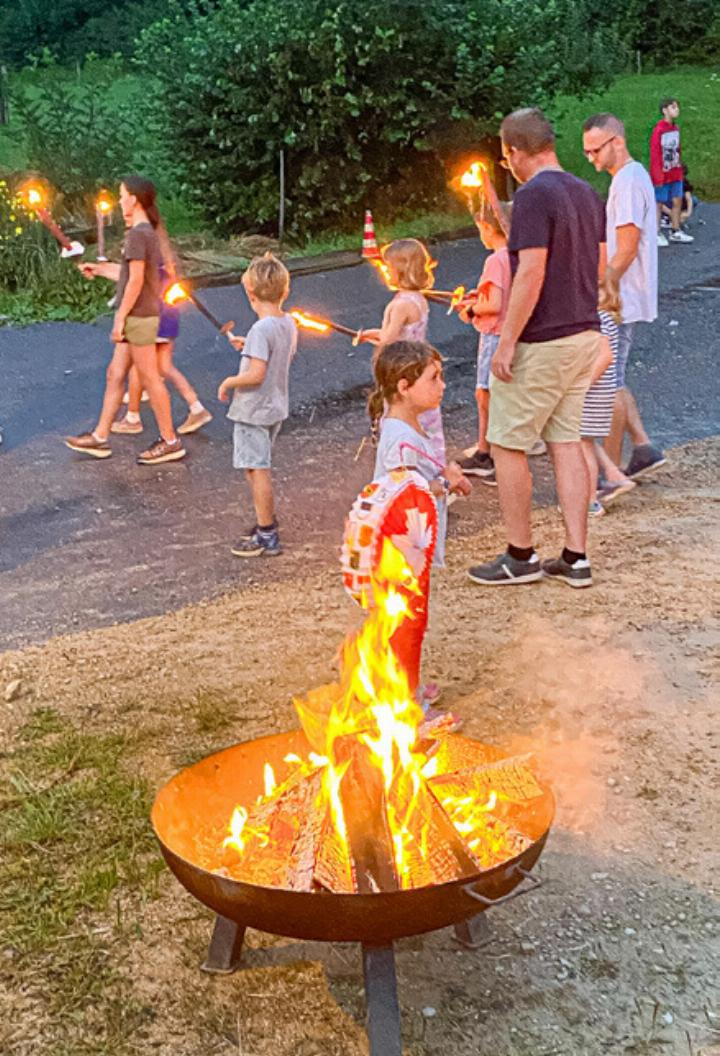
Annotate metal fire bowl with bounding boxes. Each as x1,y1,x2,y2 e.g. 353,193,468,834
152,731,555,945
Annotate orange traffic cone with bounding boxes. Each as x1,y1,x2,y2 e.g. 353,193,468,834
362,209,380,259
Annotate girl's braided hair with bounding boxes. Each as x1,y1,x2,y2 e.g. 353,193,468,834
367,340,443,444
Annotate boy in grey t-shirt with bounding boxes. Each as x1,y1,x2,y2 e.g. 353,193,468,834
218,254,297,557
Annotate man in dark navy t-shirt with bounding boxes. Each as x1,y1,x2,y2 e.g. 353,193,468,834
468,108,606,590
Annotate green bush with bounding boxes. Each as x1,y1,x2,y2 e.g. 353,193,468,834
136,0,625,240
0,177,113,323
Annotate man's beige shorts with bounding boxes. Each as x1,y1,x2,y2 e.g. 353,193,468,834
487,330,601,452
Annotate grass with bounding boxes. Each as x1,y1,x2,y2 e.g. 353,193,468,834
550,65,720,199
0,708,161,1054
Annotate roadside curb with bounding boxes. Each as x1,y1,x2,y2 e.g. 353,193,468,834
192,224,478,290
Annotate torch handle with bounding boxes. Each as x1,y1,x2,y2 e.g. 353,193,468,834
328,321,360,339
96,208,106,261
188,291,226,332
36,207,74,252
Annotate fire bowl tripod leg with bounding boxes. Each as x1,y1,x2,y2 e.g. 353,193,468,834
201,915,247,974
453,912,491,949
361,943,402,1056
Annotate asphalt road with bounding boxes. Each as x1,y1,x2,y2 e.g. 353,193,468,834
1,207,718,649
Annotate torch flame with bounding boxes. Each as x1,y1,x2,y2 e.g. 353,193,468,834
96,192,113,214
460,161,487,189
370,257,396,290
165,282,189,306
448,284,466,314
291,310,331,333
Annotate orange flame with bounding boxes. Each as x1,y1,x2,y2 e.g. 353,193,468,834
370,257,396,290
18,183,46,209
165,282,189,306
220,530,525,890
460,160,487,189
291,309,331,333
96,192,113,214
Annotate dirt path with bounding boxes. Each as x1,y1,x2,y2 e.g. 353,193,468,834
1,438,718,1056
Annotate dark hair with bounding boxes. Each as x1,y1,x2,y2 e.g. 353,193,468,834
660,97,678,114
121,175,161,229
583,112,625,138
500,108,555,155
367,340,442,441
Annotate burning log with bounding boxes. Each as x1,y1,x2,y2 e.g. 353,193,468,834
335,736,399,894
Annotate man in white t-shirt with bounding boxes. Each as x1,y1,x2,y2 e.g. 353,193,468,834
582,113,667,480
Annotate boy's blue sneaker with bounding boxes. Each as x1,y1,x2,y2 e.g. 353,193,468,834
231,527,282,558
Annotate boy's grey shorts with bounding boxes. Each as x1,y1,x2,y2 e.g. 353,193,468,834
232,421,283,469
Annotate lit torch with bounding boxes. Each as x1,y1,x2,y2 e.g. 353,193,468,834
455,158,510,237
291,309,361,342
19,181,85,258
95,190,113,262
165,282,237,341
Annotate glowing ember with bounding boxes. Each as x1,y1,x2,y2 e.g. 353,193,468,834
290,310,331,333
165,282,189,306
218,536,541,893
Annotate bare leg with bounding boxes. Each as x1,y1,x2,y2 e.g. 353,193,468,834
127,366,143,415
656,201,663,233
95,343,133,439
158,341,200,408
245,468,275,525
596,442,631,484
477,388,490,453
129,344,176,442
548,441,590,553
622,387,650,447
605,392,627,465
491,445,533,548
581,438,599,499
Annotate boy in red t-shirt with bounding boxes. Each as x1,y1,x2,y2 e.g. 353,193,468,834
457,206,511,485
650,97,693,245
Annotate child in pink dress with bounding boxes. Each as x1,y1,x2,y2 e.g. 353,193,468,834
358,238,446,466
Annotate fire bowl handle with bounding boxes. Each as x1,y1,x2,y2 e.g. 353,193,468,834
462,865,542,908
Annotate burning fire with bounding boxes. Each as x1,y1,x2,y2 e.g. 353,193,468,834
370,257,396,290
17,183,46,210
220,538,539,892
459,160,487,189
290,309,330,334
165,282,189,306
96,192,113,214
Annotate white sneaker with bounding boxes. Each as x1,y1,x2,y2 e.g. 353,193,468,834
668,229,694,243
657,232,669,247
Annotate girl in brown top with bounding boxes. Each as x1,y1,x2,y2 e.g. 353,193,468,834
65,176,186,464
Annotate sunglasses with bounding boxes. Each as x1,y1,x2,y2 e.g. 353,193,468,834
584,134,616,160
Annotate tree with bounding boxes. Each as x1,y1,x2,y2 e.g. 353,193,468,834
136,0,625,239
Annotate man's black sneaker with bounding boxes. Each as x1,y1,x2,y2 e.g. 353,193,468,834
458,450,495,478
467,551,542,586
541,555,593,588
231,528,282,557
623,444,667,480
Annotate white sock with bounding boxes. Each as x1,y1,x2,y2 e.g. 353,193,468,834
189,400,204,415
122,392,129,404
92,431,108,443
125,411,141,424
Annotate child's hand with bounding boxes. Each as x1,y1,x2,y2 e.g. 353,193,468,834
79,262,97,279
444,461,472,496
358,327,381,345
229,334,245,351
217,377,234,402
